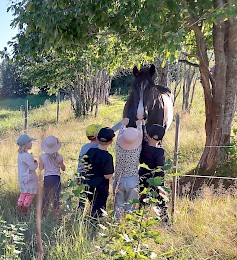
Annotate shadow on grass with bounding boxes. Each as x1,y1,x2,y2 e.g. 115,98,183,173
179,165,237,198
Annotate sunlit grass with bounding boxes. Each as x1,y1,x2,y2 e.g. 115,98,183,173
0,88,237,259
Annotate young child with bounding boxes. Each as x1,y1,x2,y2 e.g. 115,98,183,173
139,124,169,222
77,122,122,174
39,135,66,215
16,134,38,215
113,118,143,221
82,127,115,218
77,124,102,174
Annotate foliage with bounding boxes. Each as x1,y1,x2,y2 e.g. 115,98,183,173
61,160,172,259
8,0,236,62
7,0,237,169
0,219,28,259
111,74,133,96
0,58,32,98
0,93,237,258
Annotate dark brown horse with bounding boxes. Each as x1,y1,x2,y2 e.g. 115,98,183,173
123,64,174,129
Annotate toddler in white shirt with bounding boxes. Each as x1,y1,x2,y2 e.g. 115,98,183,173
16,134,38,215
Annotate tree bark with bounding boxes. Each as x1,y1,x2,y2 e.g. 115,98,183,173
188,1,237,170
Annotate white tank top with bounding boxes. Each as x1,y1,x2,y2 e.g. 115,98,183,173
40,153,63,177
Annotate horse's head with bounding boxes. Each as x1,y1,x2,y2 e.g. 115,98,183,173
123,64,173,129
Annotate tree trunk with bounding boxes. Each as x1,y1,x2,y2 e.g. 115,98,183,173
188,2,237,170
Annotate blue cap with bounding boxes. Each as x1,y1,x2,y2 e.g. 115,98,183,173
17,134,36,146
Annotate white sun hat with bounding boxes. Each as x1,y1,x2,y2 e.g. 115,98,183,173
117,127,143,150
41,135,61,154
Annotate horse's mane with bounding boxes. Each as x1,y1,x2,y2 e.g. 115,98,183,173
155,85,172,95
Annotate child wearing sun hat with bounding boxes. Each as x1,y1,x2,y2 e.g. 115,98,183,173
113,118,143,221
39,135,66,215
16,134,38,216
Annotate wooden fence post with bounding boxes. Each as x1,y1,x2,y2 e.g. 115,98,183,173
56,92,60,124
24,100,28,133
171,114,181,221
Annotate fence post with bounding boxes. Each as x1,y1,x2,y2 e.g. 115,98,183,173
56,92,60,124
24,99,28,133
171,114,180,221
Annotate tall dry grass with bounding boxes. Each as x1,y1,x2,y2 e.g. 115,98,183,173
0,86,237,259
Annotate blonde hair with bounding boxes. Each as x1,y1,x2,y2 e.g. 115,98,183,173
18,145,28,154
46,152,60,166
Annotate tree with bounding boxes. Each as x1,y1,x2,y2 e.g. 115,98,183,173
9,0,237,170
0,57,32,98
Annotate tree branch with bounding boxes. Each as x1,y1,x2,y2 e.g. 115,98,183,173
178,59,199,67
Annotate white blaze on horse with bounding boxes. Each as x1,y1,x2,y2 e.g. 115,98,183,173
123,64,174,130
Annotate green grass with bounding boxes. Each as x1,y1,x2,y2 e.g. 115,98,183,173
0,94,56,110
0,88,237,259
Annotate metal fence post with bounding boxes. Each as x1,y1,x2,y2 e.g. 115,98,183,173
56,92,60,124
171,114,181,221
24,99,28,133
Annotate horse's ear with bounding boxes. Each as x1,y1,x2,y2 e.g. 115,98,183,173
149,64,156,77
133,66,139,76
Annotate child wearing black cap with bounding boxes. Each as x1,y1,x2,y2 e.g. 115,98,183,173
139,124,170,223
82,127,115,217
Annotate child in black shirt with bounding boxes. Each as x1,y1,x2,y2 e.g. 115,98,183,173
83,127,115,217
139,124,169,222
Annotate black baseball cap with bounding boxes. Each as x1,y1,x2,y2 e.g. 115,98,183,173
147,124,165,141
98,127,115,142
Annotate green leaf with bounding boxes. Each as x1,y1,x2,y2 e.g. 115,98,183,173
155,236,163,244
125,214,135,221
62,192,70,201
147,176,163,187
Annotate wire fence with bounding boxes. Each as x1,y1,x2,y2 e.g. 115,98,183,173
1,101,237,222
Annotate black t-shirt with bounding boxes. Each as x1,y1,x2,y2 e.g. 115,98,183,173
83,147,114,187
139,141,165,178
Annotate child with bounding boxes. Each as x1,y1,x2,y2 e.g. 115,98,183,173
39,135,66,215
113,118,143,221
139,124,169,222
16,134,38,215
77,124,102,174
82,127,115,218
77,122,122,174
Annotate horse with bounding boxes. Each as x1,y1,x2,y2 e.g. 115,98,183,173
123,64,174,129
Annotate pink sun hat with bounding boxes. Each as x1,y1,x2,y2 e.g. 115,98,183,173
41,136,61,154
117,127,143,150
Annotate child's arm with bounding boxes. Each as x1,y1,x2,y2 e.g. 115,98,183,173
24,153,38,171
104,174,113,179
39,156,44,171
59,159,66,171
103,154,114,180
111,118,129,132
58,155,66,171
116,118,129,142
136,119,143,132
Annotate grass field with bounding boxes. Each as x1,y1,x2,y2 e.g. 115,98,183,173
0,95,56,110
0,87,237,259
